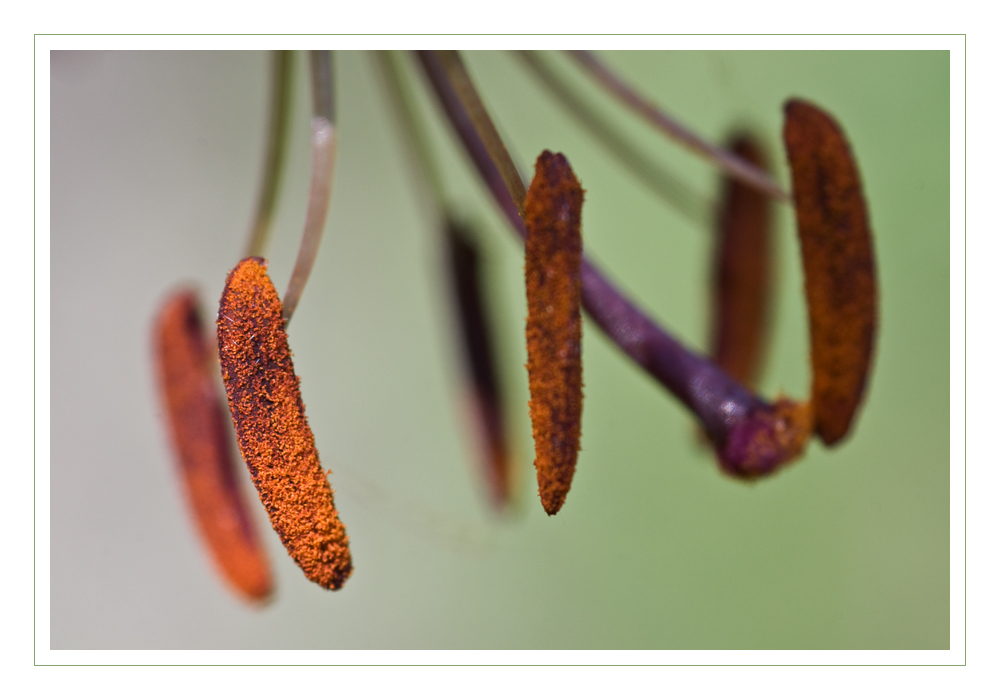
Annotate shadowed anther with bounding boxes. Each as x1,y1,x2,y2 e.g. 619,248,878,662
154,290,273,603
444,220,514,509
710,135,773,390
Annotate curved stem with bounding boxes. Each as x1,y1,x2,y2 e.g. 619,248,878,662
282,51,337,324
421,51,527,218
245,50,294,259
416,52,523,234
566,50,791,204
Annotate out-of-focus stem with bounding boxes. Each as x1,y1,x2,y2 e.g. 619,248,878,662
282,50,337,324
517,51,709,226
566,50,791,204
245,50,294,259
375,51,450,219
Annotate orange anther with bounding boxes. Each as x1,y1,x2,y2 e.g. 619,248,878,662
217,258,352,590
154,290,273,603
784,100,878,445
524,151,585,515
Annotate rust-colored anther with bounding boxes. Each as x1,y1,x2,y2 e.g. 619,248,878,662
217,258,352,591
524,150,584,516
153,290,273,603
445,221,513,509
783,99,878,445
710,135,773,389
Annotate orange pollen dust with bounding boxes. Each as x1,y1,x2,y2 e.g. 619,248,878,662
524,150,584,516
783,99,878,446
217,257,352,591
153,290,273,603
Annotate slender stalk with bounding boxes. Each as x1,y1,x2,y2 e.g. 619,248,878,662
566,50,791,204
245,51,294,259
517,51,709,226
374,51,450,219
420,51,527,218
416,52,523,235
417,50,772,446
282,50,337,324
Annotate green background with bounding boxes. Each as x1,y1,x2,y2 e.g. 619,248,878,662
50,49,950,649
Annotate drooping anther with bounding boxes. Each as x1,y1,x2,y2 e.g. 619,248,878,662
524,150,585,515
218,257,352,591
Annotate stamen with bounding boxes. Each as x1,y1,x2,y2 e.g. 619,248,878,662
418,51,879,480
419,49,768,455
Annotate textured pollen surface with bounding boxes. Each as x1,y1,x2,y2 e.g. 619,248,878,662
783,100,878,446
154,290,273,602
524,150,584,516
710,135,772,389
217,258,352,591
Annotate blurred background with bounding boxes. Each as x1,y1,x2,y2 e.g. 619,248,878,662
50,49,949,649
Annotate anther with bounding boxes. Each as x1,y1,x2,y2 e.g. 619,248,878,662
783,99,878,446
153,290,273,603
524,150,585,516
217,257,353,591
